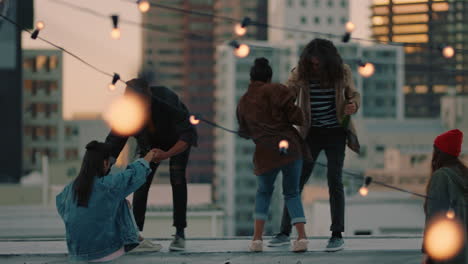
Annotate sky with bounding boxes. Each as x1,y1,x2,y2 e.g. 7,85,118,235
23,0,372,119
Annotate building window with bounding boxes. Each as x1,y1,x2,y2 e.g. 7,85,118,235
314,16,321,24
287,0,293,7
35,55,48,71
340,0,347,8
375,145,385,152
315,0,320,7
301,0,307,7
327,0,333,8
341,17,347,25
300,16,307,24
49,55,58,70
328,16,334,25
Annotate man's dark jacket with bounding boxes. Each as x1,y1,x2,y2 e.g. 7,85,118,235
105,86,198,159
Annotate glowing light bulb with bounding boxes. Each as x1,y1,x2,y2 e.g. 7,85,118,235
138,0,150,13
359,186,369,196
446,209,455,219
278,140,289,150
345,21,355,33
36,21,45,30
111,28,121,39
108,84,117,91
442,46,455,58
104,93,149,136
358,62,375,78
424,216,464,261
190,115,200,125
234,44,250,58
234,23,247,36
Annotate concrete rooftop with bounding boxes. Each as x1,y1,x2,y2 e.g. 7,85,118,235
0,237,423,264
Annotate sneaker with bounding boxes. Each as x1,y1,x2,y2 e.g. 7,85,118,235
129,239,162,253
249,240,263,252
325,237,344,252
169,235,186,251
292,239,308,253
268,233,290,247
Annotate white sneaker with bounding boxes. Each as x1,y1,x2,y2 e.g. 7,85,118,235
129,239,162,253
249,240,263,252
292,239,308,253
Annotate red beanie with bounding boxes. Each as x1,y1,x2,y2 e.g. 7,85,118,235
434,129,464,157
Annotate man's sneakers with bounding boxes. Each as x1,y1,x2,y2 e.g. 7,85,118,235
249,240,263,252
325,236,345,252
129,239,162,253
169,235,186,251
292,239,308,253
268,233,291,247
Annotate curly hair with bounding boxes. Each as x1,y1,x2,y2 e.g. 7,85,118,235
297,38,344,87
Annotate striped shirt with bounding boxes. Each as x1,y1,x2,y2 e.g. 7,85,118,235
309,80,340,128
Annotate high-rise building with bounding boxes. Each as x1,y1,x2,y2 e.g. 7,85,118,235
269,0,350,42
22,49,80,173
142,0,215,183
215,41,291,236
370,0,468,118
214,0,268,42
0,0,33,182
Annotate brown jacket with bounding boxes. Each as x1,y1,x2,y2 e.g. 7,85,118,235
237,81,309,176
286,64,361,153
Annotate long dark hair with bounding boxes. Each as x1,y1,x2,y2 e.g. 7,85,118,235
424,146,468,213
250,57,272,82
298,38,344,87
72,141,112,207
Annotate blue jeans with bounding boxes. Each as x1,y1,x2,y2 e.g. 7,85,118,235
255,160,306,225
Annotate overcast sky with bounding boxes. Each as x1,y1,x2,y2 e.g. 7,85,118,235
23,0,371,119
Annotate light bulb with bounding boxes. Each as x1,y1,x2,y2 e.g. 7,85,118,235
359,186,369,196
190,115,200,125
104,93,149,136
424,216,464,261
234,44,250,58
446,209,455,219
36,21,45,30
278,140,289,150
111,28,121,40
108,84,116,91
358,62,375,78
234,23,247,36
442,46,455,58
138,0,150,13
345,21,355,33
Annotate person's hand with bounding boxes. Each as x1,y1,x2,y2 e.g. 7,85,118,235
344,102,357,115
143,149,157,163
152,148,169,163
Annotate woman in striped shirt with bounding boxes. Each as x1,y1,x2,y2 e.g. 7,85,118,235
269,38,361,252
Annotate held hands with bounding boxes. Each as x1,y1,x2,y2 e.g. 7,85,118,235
344,102,357,115
143,149,158,163
151,148,169,163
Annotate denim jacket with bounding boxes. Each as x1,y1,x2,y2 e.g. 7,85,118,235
56,159,151,261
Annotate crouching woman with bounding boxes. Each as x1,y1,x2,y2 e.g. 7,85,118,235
56,141,158,262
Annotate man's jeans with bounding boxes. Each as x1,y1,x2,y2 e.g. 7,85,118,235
280,127,346,235
255,160,306,225
133,148,190,231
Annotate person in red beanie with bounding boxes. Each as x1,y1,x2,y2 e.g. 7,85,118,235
422,129,468,264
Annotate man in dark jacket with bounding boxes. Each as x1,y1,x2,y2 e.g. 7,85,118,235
105,78,197,251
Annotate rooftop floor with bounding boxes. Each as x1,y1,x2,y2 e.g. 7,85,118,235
0,237,423,264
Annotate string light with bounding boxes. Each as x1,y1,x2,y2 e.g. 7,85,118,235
108,73,120,91
31,21,45,39
104,93,149,136
359,176,372,197
424,215,464,261
137,0,150,13
234,23,247,36
441,45,455,58
190,115,200,125
342,21,355,43
278,140,289,155
446,209,455,219
358,61,375,78
229,40,250,58
110,15,121,39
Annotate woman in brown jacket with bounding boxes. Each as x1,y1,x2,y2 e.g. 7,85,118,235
269,38,361,251
237,58,309,252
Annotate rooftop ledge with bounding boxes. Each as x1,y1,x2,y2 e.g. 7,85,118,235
0,237,423,264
